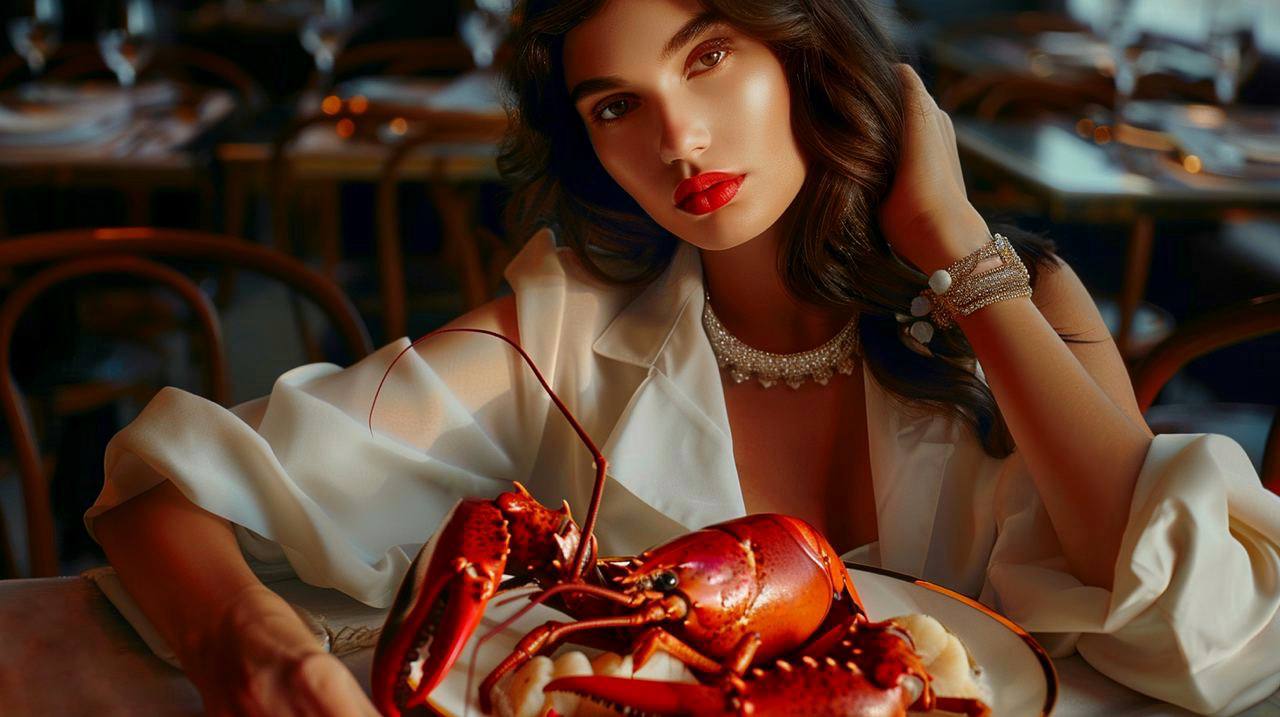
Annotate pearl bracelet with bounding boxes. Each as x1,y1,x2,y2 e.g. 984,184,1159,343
897,233,1032,355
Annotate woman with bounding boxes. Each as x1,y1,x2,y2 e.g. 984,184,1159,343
89,0,1279,715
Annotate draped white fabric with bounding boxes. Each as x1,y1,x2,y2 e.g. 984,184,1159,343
87,229,1280,715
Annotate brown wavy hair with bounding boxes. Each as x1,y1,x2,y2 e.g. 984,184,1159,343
496,0,1059,457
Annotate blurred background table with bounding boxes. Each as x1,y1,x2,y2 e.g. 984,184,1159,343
954,106,1280,354
0,80,238,231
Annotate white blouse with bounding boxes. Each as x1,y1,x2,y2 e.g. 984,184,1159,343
87,229,1280,715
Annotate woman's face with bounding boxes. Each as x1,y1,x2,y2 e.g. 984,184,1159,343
563,0,807,252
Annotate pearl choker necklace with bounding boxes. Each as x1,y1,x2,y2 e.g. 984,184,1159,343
701,292,859,389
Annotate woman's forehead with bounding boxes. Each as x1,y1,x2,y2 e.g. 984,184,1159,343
562,0,713,87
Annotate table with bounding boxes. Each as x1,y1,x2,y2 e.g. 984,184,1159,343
0,83,238,233
1,576,1277,716
953,113,1280,355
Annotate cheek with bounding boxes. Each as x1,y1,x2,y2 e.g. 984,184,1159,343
593,135,651,199
731,65,805,179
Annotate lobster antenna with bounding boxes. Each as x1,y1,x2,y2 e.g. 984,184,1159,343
368,327,606,580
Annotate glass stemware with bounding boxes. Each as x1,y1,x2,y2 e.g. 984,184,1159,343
459,0,514,71
6,0,62,77
1207,0,1253,107
1100,0,1139,124
97,0,158,91
299,0,353,89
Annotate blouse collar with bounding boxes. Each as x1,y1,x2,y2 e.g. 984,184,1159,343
585,237,962,576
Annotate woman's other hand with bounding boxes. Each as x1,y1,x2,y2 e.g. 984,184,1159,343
188,584,381,717
878,64,990,274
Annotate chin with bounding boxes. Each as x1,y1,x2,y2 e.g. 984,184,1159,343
663,206,784,253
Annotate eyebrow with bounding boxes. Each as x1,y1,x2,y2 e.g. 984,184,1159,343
568,10,724,106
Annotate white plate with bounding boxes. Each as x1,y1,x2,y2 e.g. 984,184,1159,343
845,564,1057,716
420,564,1057,716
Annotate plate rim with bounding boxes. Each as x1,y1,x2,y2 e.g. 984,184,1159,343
846,560,1059,716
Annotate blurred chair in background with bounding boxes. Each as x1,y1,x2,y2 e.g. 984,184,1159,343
377,116,510,341
1132,292,1280,492
266,95,506,344
326,37,475,86
0,228,372,578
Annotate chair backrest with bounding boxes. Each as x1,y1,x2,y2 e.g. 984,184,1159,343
267,102,505,340
329,38,475,85
268,102,503,250
375,122,508,340
1131,293,1280,492
940,71,1115,121
0,228,374,577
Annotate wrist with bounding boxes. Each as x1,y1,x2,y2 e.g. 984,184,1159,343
183,583,321,679
914,208,990,275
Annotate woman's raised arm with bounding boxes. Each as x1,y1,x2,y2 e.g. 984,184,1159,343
879,65,1153,589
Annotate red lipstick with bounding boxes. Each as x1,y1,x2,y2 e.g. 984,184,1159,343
674,172,745,215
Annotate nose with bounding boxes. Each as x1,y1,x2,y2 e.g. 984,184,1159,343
656,100,710,166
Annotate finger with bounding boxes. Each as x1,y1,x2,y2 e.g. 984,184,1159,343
934,107,962,181
894,63,934,125
940,111,965,190
292,654,380,717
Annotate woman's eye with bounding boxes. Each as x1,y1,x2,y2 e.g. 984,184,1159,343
696,49,727,70
596,98,632,122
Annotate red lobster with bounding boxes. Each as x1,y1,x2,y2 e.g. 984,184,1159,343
369,329,990,717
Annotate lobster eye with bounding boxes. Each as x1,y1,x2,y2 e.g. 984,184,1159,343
654,571,679,591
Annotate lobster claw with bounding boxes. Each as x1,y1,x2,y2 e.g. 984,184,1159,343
372,499,511,716
545,676,727,717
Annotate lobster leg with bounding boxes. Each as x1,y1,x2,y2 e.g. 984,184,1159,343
546,620,993,717
630,627,752,675
479,594,687,712
546,659,924,717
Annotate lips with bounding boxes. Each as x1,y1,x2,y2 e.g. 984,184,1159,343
673,172,745,215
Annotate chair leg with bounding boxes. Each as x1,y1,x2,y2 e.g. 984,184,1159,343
431,183,487,310
317,182,343,279
0,502,16,578
1117,215,1154,361
1263,407,1279,495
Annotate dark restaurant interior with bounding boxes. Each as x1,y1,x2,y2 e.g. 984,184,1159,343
0,0,1275,579
0,0,1279,715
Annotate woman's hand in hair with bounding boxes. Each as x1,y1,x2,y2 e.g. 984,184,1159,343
878,64,990,274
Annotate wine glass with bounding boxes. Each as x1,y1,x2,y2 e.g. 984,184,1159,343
1206,0,1253,106
6,0,62,77
299,0,353,89
1100,0,1139,123
459,0,514,71
97,0,158,91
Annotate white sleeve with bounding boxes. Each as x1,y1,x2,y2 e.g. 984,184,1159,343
84,228,589,609
84,331,554,608
982,434,1280,715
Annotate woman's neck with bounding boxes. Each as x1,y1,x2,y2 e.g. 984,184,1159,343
699,226,851,354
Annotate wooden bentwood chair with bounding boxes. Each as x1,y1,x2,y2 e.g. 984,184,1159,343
270,101,507,342
1131,293,1280,494
0,228,373,577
